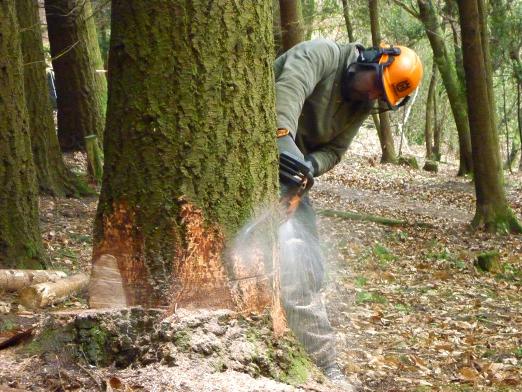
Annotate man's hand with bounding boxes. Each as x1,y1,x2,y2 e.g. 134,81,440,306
279,152,314,197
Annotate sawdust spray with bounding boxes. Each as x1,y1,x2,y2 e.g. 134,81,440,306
229,201,334,356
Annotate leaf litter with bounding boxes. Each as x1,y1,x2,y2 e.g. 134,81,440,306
1,133,521,391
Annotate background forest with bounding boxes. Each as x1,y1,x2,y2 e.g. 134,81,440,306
0,0,521,391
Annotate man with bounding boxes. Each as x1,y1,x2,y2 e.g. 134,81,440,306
275,38,422,387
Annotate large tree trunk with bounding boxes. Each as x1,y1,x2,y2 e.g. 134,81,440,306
0,0,44,269
418,0,473,175
424,62,437,159
16,0,86,197
457,0,522,233
341,0,355,42
44,0,107,151
279,0,304,52
369,0,397,164
90,1,279,312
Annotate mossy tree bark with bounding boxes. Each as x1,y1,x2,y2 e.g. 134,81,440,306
424,62,437,159
418,0,473,176
90,1,279,310
457,0,522,233
279,0,304,52
44,0,107,151
369,0,397,164
0,0,44,269
16,0,85,197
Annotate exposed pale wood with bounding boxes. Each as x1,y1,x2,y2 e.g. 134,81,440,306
88,254,127,308
0,269,67,291
19,273,89,309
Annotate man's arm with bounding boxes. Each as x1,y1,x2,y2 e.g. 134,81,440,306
275,39,340,137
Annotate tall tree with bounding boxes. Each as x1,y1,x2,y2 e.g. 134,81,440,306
89,1,279,311
45,0,107,151
279,0,304,51
341,0,355,42
369,0,397,164
16,0,86,196
301,0,315,40
0,0,44,269
457,0,522,233
418,0,473,175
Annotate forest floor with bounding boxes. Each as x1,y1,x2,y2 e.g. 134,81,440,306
1,128,521,391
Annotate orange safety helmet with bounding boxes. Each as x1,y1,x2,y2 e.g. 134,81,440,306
379,45,423,109
355,44,423,110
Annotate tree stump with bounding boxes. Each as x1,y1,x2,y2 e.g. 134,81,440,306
398,155,419,169
423,159,439,172
474,251,501,273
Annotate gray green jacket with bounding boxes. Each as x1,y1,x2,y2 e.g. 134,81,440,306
274,38,372,176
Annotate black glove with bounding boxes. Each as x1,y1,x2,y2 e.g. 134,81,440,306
279,152,314,195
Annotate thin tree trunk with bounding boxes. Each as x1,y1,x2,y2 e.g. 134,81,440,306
433,88,444,161
369,0,397,163
425,63,437,159
518,81,522,171
0,0,44,269
279,0,304,52
457,0,521,233
418,0,473,175
44,0,107,151
301,0,315,40
16,0,87,196
90,1,279,313
341,0,355,42
501,76,512,171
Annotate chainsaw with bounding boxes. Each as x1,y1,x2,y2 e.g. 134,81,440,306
278,152,314,217
241,152,314,237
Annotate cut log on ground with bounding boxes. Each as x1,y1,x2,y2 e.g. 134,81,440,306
318,209,433,228
19,273,89,309
0,269,67,291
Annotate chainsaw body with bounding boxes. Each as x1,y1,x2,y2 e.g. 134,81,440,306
278,152,314,216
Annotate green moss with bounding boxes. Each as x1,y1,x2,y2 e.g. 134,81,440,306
173,330,191,352
280,352,310,385
0,319,16,332
23,327,74,356
78,325,108,365
356,291,387,305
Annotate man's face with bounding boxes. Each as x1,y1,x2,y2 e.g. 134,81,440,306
344,65,384,102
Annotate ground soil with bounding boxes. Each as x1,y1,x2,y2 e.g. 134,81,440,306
1,129,521,391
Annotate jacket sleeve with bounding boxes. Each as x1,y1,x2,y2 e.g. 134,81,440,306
308,101,373,176
307,127,358,176
275,39,339,137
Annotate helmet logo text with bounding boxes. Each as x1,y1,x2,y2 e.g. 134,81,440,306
395,80,411,93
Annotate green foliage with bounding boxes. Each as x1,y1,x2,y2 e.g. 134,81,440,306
0,319,16,332
372,244,398,265
394,303,411,313
173,330,191,352
354,275,368,287
356,290,387,305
